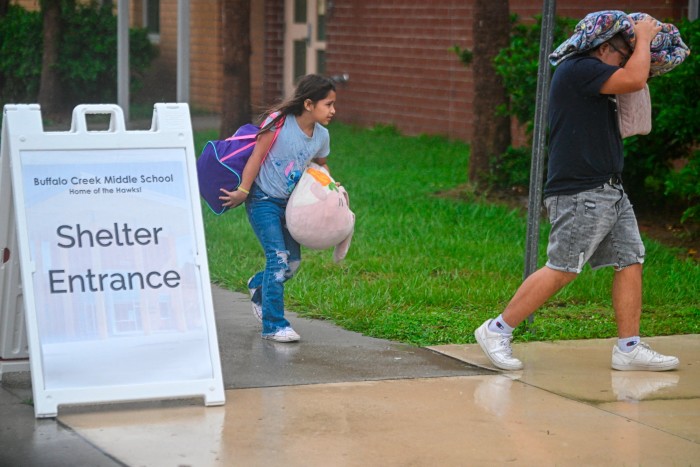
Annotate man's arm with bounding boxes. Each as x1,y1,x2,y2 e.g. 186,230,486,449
599,17,661,95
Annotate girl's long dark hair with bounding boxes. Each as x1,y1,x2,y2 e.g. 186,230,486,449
258,74,336,134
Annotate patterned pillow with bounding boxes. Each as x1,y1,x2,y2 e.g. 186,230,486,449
548,10,689,77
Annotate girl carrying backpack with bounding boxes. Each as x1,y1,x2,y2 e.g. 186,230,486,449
218,74,337,342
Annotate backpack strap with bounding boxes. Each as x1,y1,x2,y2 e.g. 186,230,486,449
218,140,257,163
219,115,284,164
261,115,285,164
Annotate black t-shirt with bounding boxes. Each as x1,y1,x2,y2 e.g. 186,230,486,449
544,55,623,197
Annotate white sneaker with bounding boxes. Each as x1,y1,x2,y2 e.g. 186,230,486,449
611,342,679,371
262,327,300,343
247,276,262,323
251,301,263,323
247,276,258,298
474,320,523,370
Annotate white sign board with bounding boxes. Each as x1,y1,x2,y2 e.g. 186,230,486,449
0,108,29,378
2,104,225,417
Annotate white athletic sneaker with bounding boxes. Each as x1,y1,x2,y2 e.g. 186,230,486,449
262,326,301,343
251,301,262,323
247,276,262,323
474,320,523,371
611,342,679,371
247,276,258,297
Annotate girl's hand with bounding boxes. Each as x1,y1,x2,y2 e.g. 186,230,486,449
219,188,247,209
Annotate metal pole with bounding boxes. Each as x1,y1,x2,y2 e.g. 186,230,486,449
117,0,129,122
690,0,699,21
523,0,556,323
177,0,191,103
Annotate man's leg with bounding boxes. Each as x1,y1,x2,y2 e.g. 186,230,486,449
501,266,577,327
475,266,576,370
595,189,680,371
612,263,642,338
610,262,679,371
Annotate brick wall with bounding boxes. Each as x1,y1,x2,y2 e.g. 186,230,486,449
326,0,475,141
183,0,267,116
250,1,265,114
158,0,179,96
190,0,223,111
510,0,684,23
325,0,688,141
141,0,265,116
10,0,688,135
132,0,179,104
130,0,143,27
12,0,38,11
262,0,285,113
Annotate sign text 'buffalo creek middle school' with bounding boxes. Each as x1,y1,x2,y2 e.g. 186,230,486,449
34,173,175,194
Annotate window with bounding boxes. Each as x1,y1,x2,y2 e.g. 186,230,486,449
144,0,160,42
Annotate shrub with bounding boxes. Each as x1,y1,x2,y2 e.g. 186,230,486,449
0,5,42,102
58,1,156,106
488,146,531,189
488,15,577,190
492,15,699,224
626,18,699,223
493,15,578,135
0,2,155,110
665,151,700,224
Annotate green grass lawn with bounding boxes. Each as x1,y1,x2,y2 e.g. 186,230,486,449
195,123,700,346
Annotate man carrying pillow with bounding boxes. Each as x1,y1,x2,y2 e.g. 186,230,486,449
475,15,679,372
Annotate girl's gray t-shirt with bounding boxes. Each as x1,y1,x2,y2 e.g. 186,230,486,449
256,115,330,199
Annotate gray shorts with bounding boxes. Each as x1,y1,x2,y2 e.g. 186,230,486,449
544,183,645,273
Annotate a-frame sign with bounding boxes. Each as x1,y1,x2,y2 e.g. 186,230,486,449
1,103,225,417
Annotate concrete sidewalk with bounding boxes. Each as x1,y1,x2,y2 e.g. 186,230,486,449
0,284,487,467
2,114,699,465
1,283,698,466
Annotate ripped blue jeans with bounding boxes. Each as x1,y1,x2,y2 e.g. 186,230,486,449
245,183,301,335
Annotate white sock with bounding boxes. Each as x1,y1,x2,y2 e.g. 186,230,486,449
618,336,640,352
488,315,514,334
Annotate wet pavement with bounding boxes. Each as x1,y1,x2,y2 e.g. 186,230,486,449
2,114,698,465
0,284,486,467
1,283,698,466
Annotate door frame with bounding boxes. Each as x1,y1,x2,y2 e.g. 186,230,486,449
283,0,327,97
